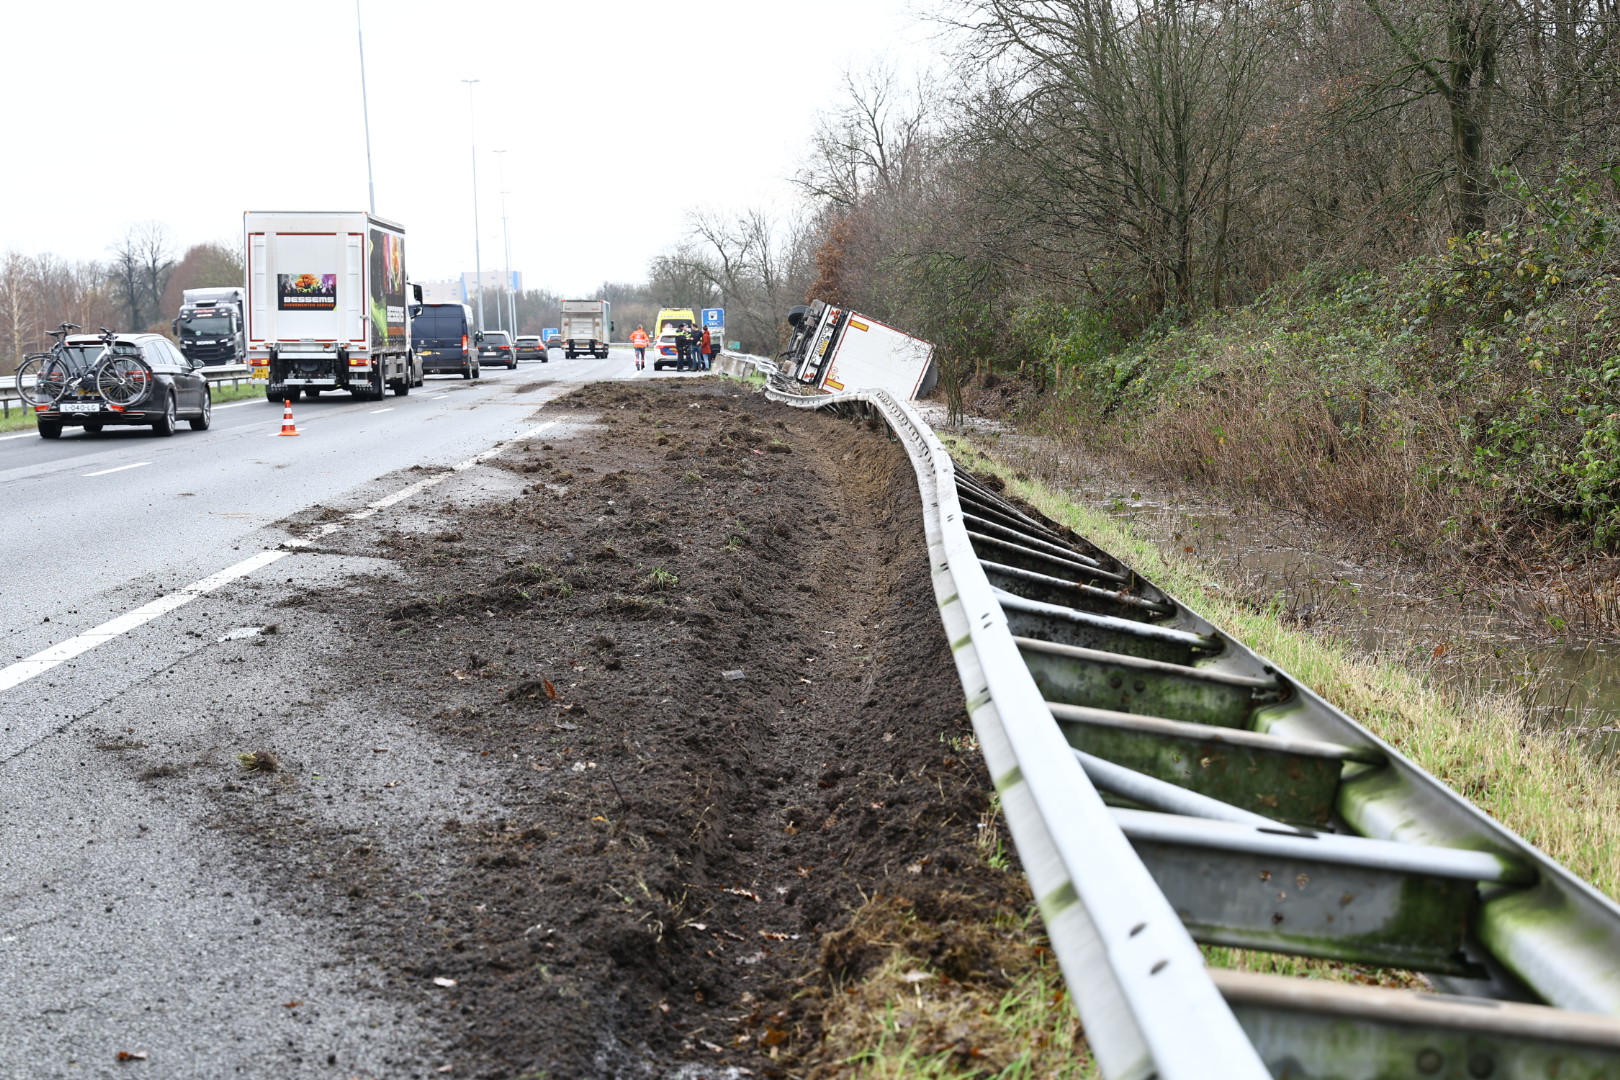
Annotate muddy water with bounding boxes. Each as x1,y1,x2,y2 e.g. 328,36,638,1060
972,431,1620,759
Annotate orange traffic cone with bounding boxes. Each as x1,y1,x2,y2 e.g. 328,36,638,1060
277,399,300,437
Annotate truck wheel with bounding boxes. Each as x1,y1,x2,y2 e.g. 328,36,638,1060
471,363,481,381
462,366,472,380
38,418,62,439
393,379,410,397
566,350,576,360
268,387,301,402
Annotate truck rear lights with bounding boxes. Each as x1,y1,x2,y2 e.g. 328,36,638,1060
349,357,369,367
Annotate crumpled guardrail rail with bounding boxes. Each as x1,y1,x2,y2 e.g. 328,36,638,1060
763,383,1620,1080
767,384,1268,1078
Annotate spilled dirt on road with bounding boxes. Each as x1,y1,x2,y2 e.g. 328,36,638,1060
219,378,1035,1077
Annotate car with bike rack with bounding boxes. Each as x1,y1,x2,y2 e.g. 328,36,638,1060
16,324,212,439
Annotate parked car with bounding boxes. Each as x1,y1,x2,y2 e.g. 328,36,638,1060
653,331,681,370
514,335,547,362
479,330,517,369
414,303,481,379
35,333,212,439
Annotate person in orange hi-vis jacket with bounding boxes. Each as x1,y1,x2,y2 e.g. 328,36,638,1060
630,326,650,371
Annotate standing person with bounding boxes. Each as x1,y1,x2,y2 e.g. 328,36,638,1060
630,325,650,371
677,325,693,371
700,326,713,370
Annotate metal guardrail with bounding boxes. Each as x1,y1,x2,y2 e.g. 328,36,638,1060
765,384,1620,1078
1,364,254,420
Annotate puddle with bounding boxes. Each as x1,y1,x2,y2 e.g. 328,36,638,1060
967,431,1620,759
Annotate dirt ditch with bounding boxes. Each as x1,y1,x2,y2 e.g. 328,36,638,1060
220,378,1028,1078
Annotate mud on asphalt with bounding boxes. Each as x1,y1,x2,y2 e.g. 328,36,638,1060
217,378,1028,1078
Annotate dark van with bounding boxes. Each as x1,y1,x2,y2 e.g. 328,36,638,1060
413,304,481,379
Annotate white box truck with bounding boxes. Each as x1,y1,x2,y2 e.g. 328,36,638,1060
244,210,423,401
783,300,937,400
559,299,612,359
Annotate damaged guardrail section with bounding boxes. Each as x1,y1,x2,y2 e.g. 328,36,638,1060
764,383,1620,1080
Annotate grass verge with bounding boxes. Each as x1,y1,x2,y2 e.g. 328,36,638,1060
810,895,1094,1079
949,435,1620,902
0,407,35,434
210,380,268,405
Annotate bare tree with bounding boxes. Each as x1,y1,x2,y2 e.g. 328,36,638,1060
951,0,1287,315
110,221,176,331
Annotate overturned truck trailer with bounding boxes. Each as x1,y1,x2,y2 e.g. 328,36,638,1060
783,300,936,400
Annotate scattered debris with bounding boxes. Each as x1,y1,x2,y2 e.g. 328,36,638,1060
235,751,280,774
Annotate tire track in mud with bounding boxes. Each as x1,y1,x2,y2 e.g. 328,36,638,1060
210,379,1010,1078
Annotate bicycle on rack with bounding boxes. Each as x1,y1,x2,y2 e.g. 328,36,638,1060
15,324,154,408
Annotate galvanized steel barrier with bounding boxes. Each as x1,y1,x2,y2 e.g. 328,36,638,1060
763,383,1620,1080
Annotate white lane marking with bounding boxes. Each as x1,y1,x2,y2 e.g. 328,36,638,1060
428,395,448,400
0,549,290,693
0,432,35,441
0,420,555,695
214,400,259,410
369,407,395,414
83,461,152,478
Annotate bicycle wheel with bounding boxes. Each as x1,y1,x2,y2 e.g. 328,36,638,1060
96,356,154,406
14,354,68,406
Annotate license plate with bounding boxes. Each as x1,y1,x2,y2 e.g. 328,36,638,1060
60,402,101,413
251,368,269,380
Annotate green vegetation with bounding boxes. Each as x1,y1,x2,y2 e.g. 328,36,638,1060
0,406,34,434
209,380,265,405
810,890,1095,1079
1014,166,1620,555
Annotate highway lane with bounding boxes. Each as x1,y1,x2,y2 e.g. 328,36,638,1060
0,344,711,1076
0,352,645,672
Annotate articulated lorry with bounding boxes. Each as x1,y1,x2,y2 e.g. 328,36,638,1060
559,299,612,359
174,287,247,366
243,210,423,401
782,300,936,401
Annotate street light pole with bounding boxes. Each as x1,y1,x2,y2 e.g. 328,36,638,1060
460,79,485,332
493,149,515,336
356,0,375,214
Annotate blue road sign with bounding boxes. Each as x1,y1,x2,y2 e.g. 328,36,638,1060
701,308,725,328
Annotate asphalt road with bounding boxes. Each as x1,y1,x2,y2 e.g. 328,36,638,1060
0,346,708,1077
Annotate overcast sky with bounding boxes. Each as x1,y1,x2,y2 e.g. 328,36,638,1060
3,0,937,295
